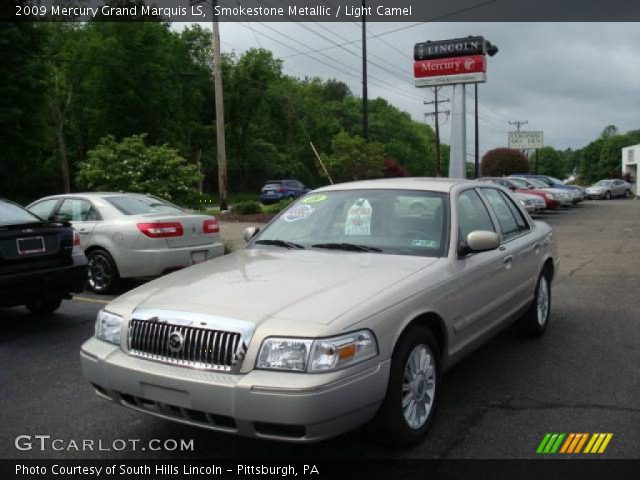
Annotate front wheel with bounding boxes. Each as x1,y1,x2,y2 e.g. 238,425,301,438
368,326,441,446
26,296,63,314
605,191,612,200
625,189,631,198
516,272,551,338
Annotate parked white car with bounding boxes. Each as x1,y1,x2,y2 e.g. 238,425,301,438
513,192,546,213
27,193,224,293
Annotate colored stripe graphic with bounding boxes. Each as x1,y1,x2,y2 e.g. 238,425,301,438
538,433,613,454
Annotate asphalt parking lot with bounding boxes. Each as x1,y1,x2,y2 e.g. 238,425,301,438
1,200,639,459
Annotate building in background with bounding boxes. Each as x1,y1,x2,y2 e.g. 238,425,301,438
622,144,639,194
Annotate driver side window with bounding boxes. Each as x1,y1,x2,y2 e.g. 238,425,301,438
457,189,495,244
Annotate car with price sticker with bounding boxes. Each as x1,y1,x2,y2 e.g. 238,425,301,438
27,193,223,293
81,178,557,445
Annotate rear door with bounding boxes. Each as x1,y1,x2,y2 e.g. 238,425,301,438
54,198,101,246
28,198,61,221
480,187,538,310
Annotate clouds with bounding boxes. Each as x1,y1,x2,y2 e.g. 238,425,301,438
212,21,640,153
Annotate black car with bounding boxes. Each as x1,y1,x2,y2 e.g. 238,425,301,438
0,199,88,313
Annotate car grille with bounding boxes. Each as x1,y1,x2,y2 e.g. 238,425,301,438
128,319,243,371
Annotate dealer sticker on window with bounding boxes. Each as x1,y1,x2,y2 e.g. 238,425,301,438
283,204,315,222
345,199,372,235
412,239,439,248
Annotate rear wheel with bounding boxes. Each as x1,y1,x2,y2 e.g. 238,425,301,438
87,249,120,294
26,296,62,314
516,272,551,338
368,326,441,446
605,191,612,200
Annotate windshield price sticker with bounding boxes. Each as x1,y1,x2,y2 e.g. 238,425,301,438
302,194,327,204
412,239,439,248
345,199,373,235
283,205,315,222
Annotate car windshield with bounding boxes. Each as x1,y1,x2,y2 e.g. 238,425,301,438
596,180,613,186
509,178,532,189
0,200,42,226
252,189,448,257
105,195,183,215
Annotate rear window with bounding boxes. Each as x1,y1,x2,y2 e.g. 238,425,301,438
263,182,283,189
105,195,183,215
0,200,42,226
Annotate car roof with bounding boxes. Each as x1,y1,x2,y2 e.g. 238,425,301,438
315,177,476,193
35,192,152,200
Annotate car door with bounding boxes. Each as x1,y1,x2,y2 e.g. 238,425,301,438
53,197,101,246
448,188,515,348
480,187,539,312
612,180,624,196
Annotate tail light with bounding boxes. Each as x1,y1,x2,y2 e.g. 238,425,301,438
276,187,285,192
203,219,219,234
137,222,183,238
72,230,84,256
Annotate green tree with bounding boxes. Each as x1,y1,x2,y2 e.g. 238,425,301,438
529,147,567,179
323,132,385,182
76,135,203,205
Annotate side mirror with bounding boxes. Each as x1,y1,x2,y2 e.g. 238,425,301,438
459,230,500,256
509,186,517,191
243,226,260,243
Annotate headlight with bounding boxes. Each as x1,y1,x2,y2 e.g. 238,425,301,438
545,193,554,200
257,330,378,372
519,200,526,206
95,310,122,345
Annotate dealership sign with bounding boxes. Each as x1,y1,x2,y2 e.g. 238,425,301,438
508,131,544,149
413,36,496,88
414,55,486,78
414,36,486,61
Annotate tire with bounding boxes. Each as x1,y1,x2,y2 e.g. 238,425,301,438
368,326,441,446
516,271,551,338
605,191,612,200
625,189,631,198
26,296,63,314
87,249,120,294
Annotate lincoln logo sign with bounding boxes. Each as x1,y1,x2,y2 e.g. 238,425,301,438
414,36,485,61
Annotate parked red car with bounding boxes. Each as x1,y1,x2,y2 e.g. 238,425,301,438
479,177,561,209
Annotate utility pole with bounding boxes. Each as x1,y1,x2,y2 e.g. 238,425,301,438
212,0,228,210
474,83,479,178
361,0,368,141
424,87,450,177
509,120,528,132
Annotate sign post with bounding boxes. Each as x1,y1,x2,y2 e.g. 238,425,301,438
413,36,497,179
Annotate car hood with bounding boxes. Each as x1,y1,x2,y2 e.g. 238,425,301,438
107,248,438,326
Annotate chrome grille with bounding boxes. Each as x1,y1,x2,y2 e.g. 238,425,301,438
128,319,243,371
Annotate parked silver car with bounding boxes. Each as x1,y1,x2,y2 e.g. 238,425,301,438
80,179,558,445
27,193,224,293
585,179,632,199
513,192,546,213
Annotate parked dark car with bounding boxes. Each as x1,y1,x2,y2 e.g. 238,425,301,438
259,179,309,205
0,199,88,313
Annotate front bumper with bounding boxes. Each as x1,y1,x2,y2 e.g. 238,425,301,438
259,193,286,205
113,242,224,278
0,259,87,307
80,337,389,443
586,191,604,199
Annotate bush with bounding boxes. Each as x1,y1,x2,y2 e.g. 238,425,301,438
481,148,529,177
232,200,263,215
262,198,294,214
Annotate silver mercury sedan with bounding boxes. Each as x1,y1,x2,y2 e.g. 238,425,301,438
27,193,224,293
80,178,558,445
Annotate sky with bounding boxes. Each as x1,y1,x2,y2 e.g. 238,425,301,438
185,22,640,157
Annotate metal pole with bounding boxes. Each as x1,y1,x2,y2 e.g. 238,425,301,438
535,149,539,174
212,0,228,210
449,84,466,179
434,88,441,177
474,83,479,178
361,0,368,141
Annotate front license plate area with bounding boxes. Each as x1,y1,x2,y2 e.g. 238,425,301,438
191,250,207,265
17,236,45,255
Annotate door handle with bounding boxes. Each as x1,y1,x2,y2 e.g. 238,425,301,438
503,255,513,264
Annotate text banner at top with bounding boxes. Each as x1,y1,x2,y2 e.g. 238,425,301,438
6,0,640,22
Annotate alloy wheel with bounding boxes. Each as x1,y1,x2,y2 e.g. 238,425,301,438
402,344,436,429
537,276,550,326
88,253,112,292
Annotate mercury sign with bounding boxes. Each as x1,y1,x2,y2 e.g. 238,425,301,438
508,131,544,149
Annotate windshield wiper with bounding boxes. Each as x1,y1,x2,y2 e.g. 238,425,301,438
254,239,305,250
311,242,382,253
